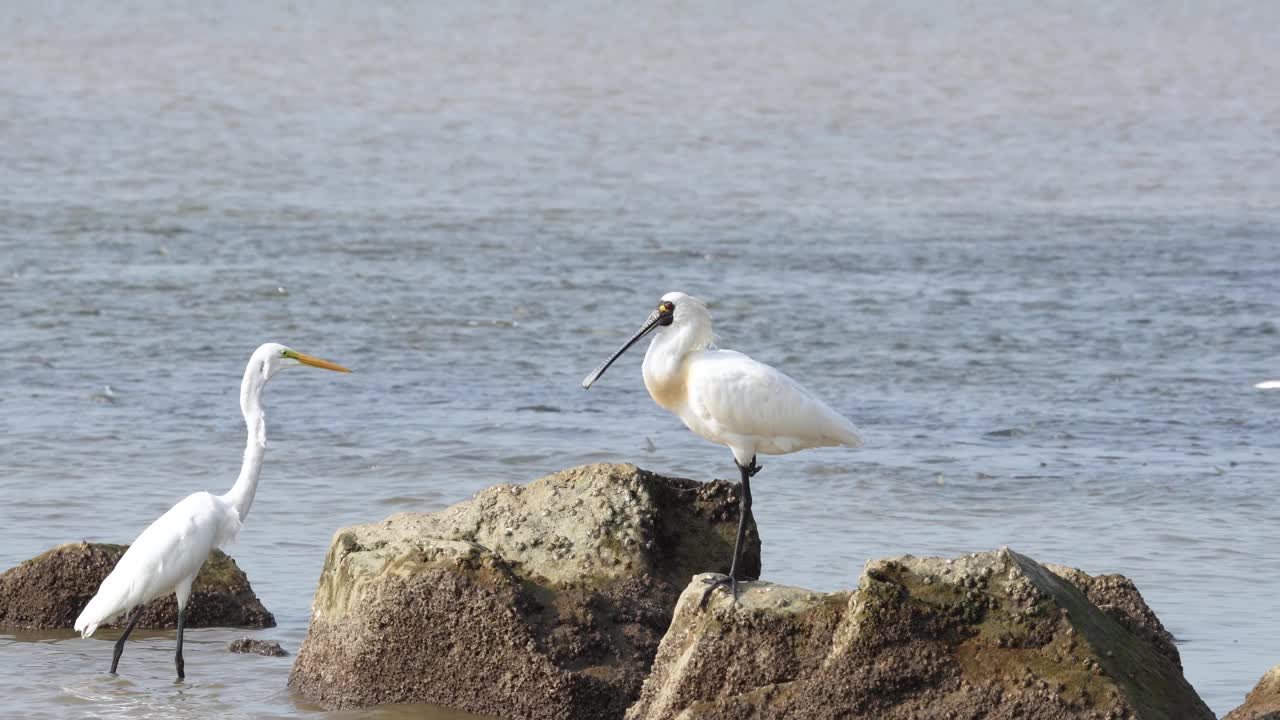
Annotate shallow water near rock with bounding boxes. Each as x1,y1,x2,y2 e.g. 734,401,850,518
2,1,1278,717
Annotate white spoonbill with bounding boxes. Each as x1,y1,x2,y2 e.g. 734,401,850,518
74,343,351,678
582,292,862,607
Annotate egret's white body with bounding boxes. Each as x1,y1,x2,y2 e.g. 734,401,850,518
582,292,861,606
74,343,350,677
75,491,243,638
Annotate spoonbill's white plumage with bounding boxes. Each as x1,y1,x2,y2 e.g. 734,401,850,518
74,343,351,678
582,292,862,606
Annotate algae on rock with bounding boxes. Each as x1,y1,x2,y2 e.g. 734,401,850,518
628,548,1212,720
0,542,275,630
289,463,759,719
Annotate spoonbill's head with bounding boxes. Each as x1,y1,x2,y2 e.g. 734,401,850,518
581,292,709,389
1256,380,1280,389
250,342,353,381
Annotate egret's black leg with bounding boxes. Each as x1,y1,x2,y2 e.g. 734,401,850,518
700,457,755,609
174,605,186,680
109,605,144,674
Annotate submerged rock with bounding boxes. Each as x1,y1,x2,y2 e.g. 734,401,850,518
289,463,758,718
1225,666,1280,720
628,548,1211,720
0,542,275,630
228,638,289,656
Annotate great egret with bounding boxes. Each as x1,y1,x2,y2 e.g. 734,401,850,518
582,292,862,607
74,343,351,678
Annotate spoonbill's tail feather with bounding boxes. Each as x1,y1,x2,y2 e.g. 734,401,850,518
836,421,864,448
822,408,864,448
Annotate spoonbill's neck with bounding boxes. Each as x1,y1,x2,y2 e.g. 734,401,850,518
642,318,714,411
222,365,268,523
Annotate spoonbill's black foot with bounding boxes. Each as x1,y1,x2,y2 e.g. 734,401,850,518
698,574,740,610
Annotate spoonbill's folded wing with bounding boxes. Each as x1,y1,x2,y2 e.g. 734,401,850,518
684,350,862,453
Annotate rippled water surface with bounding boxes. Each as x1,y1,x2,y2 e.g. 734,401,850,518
2,1,1279,717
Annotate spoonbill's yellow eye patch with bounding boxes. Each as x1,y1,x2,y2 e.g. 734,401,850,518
657,301,676,326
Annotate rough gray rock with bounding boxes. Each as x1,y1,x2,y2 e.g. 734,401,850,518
288,463,759,718
627,548,1212,720
0,542,274,630
1225,666,1280,720
228,638,289,656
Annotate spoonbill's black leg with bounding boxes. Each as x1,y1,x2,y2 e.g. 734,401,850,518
700,457,756,609
109,605,144,674
174,605,186,680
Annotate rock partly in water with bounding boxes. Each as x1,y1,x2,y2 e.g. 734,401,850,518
228,638,289,656
628,548,1212,720
0,542,275,630
289,463,759,718
1225,666,1280,720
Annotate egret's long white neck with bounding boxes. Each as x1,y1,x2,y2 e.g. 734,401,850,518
223,363,268,522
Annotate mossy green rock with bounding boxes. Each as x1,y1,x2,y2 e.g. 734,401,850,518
0,542,274,630
289,463,758,718
629,548,1212,720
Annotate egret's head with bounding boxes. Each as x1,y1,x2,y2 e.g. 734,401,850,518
581,292,710,389
251,342,352,381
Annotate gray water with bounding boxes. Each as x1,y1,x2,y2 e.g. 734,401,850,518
2,1,1278,717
